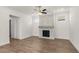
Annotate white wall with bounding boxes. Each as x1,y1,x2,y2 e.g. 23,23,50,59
0,7,33,46
39,15,53,27
70,7,79,51
54,8,70,39
0,7,10,46
32,15,39,36
19,15,32,39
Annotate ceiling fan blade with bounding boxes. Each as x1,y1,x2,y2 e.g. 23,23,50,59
42,9,46,11
33,6,48,15
41,12,47,14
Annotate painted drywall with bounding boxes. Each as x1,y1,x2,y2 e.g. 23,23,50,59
53,8,70,39
19,15,33,39
0,7,33,46
32,15,39,36
39,15,53,27
0,7,11,46
70,7,79,51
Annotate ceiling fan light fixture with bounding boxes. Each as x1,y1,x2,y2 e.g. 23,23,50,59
34,6,47,15
37,12,42,15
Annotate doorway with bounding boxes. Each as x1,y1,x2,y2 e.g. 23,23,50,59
9,15,20,40
9,19,11,40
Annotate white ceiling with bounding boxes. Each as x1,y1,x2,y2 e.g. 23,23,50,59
7,6,34,14
7,6,70,14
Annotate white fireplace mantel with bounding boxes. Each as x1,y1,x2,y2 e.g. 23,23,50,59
39,26,54,29
39,27,54,39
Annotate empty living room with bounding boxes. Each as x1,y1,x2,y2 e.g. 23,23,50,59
0,6,79,53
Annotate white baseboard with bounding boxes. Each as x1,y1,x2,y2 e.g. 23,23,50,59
19,35,33,40
70,40,79,52
0,40,9,46
39,36,54,40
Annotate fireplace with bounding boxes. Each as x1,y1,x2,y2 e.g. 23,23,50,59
39,26,54,39
42,30,50,37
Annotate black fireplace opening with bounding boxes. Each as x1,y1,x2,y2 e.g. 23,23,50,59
42,30,50,37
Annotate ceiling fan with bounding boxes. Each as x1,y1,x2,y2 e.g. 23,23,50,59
34,6,47,15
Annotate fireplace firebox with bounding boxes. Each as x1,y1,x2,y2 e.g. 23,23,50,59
42,30,50,37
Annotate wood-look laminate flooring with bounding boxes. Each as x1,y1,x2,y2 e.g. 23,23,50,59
0,37,78,53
